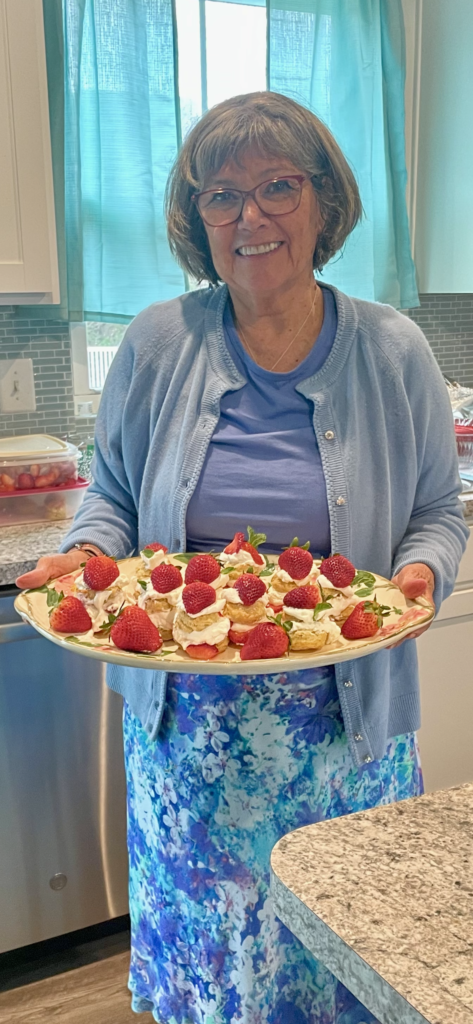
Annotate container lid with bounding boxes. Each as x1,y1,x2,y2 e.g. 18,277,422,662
0,434,78,462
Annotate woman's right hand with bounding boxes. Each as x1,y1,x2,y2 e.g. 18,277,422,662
16,549,92,590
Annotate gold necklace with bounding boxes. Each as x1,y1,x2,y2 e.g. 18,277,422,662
237,285,319,372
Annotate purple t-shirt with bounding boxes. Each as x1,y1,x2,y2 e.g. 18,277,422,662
186,285,338,556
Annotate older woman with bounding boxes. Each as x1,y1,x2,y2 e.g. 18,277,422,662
18,92,467,1024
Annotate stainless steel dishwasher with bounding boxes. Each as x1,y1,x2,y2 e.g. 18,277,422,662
0,585,128,953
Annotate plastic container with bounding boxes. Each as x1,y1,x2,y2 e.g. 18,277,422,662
455,424,473,490
0,434,79,493
0,477,89,526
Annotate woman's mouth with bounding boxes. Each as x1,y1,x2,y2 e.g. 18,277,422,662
235,241,283,257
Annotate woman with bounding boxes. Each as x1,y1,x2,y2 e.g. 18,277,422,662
18,92,468,1023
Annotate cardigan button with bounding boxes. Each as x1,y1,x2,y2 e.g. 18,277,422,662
324,430,335,440
363,755,373,763
336,496,346,506
344,679,353,687
354,733,363,742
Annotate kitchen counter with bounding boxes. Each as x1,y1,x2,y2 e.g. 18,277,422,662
271,783,473,1024
0,521,74,586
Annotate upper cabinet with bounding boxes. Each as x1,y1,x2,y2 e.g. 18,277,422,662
0,0,59,304
403,0,473,293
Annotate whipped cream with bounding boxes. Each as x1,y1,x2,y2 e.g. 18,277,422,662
138,579,184,607
176,595,226,618
75,572,131,623
288,616,341,642
173,616,231,649
140,547,167,571
317,575,355,598
272,566,318,587
137,580,184,629
219,549,260,568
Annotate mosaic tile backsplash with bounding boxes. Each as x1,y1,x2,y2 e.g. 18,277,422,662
1,294,473,442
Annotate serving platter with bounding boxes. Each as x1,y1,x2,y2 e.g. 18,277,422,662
14,555,434,675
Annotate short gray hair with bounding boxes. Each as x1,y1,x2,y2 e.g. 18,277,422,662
166,91,362,285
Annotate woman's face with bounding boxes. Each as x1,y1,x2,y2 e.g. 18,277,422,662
201,149,323,300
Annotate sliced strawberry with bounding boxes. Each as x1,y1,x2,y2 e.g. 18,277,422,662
83,555,120,591
185,643,219,660
240,541,265,566
223,532,246,554
142,542,168,554
278,547,313,580
233,574,266,605
182,581,216,615
110,606,162,652
320,554,356,588
268,602,283,613
240,621,289,660
228,627,249,646
50,596,92,634
283,585,320,609
185,554,221,584
341,600,385,640
151,563,182,594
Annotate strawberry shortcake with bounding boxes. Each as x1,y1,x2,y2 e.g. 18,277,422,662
267,545,317,612
316,554,359,625
219,530,266,580
281,585,342,651
139,542,168,575
172,581,230,660
222,574,269,645
136,563,183,640
73,554,131,628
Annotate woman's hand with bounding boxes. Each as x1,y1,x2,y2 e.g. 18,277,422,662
16,549,97,590
388,562,435,647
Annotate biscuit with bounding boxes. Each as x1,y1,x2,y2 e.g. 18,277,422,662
289,630,329,651
174,610,221,633
223,600,266,625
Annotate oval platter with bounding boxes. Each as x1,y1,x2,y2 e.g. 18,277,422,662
14,555,434,676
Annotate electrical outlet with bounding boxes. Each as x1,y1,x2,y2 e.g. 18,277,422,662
0,359,36,412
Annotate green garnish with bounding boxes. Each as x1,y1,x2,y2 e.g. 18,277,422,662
47,588,64,611
352,570,376,588
138,579,148,590
173,553,196,564
247,526,266,549
142,548,155,558
313,601,332,618
284,537,310,550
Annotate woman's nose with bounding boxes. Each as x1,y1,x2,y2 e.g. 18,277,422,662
238,195,270,228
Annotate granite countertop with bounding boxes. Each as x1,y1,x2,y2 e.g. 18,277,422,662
271,783,473,1024
0,521,74,586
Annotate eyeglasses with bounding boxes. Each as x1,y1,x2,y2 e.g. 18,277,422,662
192,175,307,227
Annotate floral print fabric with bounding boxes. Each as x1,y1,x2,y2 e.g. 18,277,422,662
125,667,423,1024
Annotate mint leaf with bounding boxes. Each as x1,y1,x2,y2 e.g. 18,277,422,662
220,565,235,575
247,526,266,549
354,586,375,598
26,584,49,594
173,553,195,565
259,565,276,577
142,547,155,558
47,588,64,610
313,601,332,619
138,579,148,590
352,571,376,588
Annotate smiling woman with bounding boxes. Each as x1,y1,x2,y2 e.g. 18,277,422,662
17,90,468,1024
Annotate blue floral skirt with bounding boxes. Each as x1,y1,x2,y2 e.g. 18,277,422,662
124,667,423,1024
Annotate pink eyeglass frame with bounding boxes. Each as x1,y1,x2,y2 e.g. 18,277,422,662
192,175,308,225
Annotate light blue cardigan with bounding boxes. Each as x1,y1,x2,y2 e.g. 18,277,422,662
61,284,468,765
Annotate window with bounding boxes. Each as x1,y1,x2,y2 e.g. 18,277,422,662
72,0,267,411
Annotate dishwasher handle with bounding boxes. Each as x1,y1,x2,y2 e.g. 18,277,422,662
0,620,41,644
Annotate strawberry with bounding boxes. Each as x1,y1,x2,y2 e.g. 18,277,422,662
228,627,248,646
110,606,162,652
320,553,356,588
50,596,93,633
233,574,266,606
283,585,320,609
186,643,219,660
182,582,216,615
185,554,221,584
142,542,168,554
151,563,182,594
240,621,289,660
16,473,35,490
278,547,313,580
83,555,120,591
341,600,386,640
223,531,265,566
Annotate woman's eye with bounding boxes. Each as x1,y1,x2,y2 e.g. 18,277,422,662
208,190,239,205
264,178,295,195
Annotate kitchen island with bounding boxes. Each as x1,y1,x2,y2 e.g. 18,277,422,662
0,520,73,586
271,783,473,1024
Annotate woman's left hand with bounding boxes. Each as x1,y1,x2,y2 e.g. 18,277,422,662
388,562,435,647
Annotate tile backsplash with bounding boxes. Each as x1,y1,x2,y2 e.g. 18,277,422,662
1,293,473,442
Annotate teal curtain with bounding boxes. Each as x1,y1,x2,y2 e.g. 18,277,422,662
268,0,419,309
43,0,184,323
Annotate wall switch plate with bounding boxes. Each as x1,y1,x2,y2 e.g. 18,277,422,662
0,359,36,412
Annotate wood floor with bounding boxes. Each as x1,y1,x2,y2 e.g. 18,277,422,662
0,951,154,1024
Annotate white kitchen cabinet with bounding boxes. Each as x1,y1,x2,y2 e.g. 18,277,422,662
0,0,59,303
417,530,473,792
